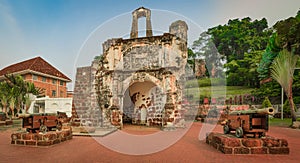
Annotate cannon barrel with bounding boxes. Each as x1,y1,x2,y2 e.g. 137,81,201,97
17,113,57,118
229,107,275,115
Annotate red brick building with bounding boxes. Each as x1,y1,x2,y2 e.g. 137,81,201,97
0,57,71,98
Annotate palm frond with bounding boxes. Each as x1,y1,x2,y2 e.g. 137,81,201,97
271,49,299,92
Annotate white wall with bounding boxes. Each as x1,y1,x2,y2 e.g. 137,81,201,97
45,98,72,117
29,97,72,117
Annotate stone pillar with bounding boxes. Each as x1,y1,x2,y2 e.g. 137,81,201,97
130,13,138,38
169,20,188,42
145,10,152,37
130,7,153,39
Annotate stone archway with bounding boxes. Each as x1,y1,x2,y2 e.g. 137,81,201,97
121,74,165,126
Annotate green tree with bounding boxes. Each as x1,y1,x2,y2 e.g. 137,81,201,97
206,17,271,86
0,82,10,118
187,48,196,72
1,74,44,117
262,97,272,108
251,80,281,104
192,32,224,78
257,33,282,80
258,10,300,81
225,50,263,87
283,100,291,115
8,91,16,118
273,10,300,55
208,17,270,62
271,49,299,122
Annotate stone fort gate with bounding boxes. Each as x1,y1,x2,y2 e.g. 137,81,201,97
73,7,189,128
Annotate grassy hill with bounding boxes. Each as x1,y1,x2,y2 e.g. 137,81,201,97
184,79,254,102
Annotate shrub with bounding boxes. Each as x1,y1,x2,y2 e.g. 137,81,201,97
293,96,300,104
283,100,291,115
262,97,272,108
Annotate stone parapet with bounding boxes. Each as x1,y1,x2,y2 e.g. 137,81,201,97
11,129,72,147
206,132,289,154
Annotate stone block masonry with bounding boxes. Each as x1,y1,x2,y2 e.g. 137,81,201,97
11,129,72,147
72,60,102,127
206,132,289,154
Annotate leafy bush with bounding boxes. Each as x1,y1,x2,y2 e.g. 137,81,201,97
262,97,272,108
293,96,300,104
283,100,291,115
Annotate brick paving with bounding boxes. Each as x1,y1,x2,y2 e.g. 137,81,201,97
0,122,300,163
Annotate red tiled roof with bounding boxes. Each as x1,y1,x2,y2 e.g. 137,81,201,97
0,57,71,81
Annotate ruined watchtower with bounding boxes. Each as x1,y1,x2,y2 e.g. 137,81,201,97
96,7,188,128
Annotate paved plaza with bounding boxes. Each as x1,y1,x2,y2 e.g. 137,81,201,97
0,122,300,163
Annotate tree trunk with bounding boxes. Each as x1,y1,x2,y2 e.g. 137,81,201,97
288,95,297,122
16,104,21,117
3,105,9,119
288,80,297,123
25,105,30,113
10,107,15,118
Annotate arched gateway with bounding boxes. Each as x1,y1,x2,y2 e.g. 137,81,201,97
73,7,189,129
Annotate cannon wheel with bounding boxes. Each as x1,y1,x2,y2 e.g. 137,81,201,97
39,124,48,133
259,132,265,138
235,127,243,138
223,125,230,134
56,121,62,131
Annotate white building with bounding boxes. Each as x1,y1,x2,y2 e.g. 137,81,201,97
28,96,72,117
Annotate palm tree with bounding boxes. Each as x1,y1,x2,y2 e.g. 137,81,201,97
26,82,44,96
8,95,16,118
24,94,33,113
271,49,299,122
4,74,44,116
0,82,10,118
5,74,24,117
1,74,43,118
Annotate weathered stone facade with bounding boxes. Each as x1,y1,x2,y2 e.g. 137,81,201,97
73,7,189,128
96,7,188,128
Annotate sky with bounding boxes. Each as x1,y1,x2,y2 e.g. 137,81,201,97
0,0,299,90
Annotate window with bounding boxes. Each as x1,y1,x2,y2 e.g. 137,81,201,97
60,91,64,97
52,90,56,97
60,80,64,86
52,79,57,84
42,77,47,82
33,75,38,80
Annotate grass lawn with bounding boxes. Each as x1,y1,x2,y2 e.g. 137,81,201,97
269,118,292,127
0,119,22,131
185,86,254,101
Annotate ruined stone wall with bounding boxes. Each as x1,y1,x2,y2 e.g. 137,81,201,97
98,29,188,127
74,7,189,128
73,63,101,127
73,66,92,113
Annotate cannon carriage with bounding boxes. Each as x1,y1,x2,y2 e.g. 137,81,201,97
18,112,67,133
223,107,274,138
